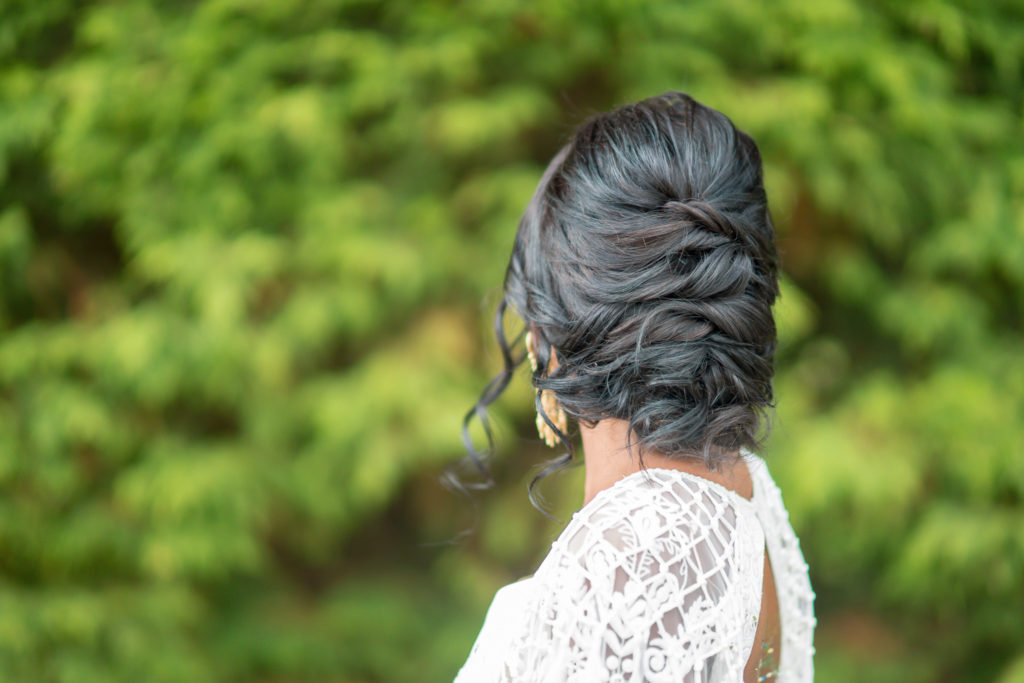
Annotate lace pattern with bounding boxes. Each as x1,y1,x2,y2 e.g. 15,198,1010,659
455,453,815,682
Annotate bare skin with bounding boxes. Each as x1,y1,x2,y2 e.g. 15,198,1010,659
579,417,753,506
579,417,782,682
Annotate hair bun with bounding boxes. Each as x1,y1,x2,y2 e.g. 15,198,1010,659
463,92,780,499
662,199,739,241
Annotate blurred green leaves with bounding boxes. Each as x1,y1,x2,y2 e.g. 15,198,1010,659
0,0,1021,681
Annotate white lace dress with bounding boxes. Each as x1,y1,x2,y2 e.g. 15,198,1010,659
454,452,816,682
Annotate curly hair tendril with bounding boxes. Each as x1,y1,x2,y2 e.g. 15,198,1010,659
450,91,780,515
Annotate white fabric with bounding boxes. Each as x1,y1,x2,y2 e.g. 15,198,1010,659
454,451,815,682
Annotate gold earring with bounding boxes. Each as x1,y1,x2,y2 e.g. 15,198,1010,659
525,331,568,448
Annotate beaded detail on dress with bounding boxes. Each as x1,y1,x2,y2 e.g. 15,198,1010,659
454,452,816,682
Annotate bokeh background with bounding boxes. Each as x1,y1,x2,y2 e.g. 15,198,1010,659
1,0,1023,681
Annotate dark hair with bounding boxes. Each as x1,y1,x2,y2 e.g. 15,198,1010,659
457,91,780,510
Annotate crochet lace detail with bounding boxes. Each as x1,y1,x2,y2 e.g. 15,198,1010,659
455,453,816,682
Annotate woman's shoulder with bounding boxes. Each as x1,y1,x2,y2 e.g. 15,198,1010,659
569,455,765,531
503,460,769,682
536,460,767,585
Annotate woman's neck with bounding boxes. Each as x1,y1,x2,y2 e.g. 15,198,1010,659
579,418,753,505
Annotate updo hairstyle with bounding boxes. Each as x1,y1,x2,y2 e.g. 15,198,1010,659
461,91,780,505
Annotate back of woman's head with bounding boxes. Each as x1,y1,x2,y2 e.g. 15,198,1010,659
465,91,780,491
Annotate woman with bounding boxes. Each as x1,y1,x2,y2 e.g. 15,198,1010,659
453,91,816,682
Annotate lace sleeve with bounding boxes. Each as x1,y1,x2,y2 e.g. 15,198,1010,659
503,473,765,683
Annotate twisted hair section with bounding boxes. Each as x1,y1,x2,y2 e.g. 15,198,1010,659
455,91,780,511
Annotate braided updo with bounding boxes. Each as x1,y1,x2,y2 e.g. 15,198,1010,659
460,91,780,505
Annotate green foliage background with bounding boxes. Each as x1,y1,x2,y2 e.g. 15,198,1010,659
1,0,1022,680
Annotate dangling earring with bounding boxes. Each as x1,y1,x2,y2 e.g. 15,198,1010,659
525,331,568,448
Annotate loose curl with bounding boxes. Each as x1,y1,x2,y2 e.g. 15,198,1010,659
454,91,780,512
